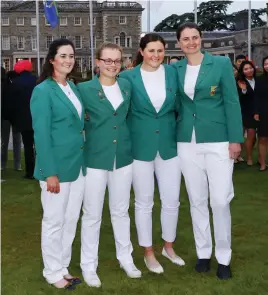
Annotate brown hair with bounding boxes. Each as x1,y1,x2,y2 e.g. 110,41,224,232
176,22,202,41
96,42,123,59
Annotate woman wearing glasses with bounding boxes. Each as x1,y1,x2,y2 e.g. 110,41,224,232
77,43,141,288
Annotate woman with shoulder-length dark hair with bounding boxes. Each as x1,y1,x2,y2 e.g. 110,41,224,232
254,56,268,171
120,33,185,274
30,38,86,290
172,22,243,280
237,60,257,166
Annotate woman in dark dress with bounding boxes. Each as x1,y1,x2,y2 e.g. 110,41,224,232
254,56,268,171
237,61,257,166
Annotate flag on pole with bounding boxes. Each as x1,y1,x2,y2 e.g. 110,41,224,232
43,1,59,28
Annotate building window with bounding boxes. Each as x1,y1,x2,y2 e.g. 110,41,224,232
74,17,82,26
16,17,24,26
60,17,67,26
114,37,119,45
31,17,36,26
88,17,96,25
17,36,25,50
2,17,9,26
61,35,67,39
31,36,37,50
204,42,211,48
3,58,11,71
221,42,225,47
76,57,82,72
126,37,132,48
2,36,10,50
75,36,82,49
119,16,126,24
119,32,126,47
46,36,53,49
229,40,234,46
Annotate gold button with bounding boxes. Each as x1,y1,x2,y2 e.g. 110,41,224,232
80,146,84,149
113,126,117,129
113,140,117,144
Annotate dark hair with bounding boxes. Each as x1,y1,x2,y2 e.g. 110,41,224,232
232,63,238,71
262,56,268,76
176,22,202,41
235,54,246,62
6,70,19,84
38,38,76,83
237,60,256,81
135,33,166,66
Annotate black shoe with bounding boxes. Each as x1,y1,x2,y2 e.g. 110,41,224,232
23,175,35,180
217,264,232,280
195,259,211,273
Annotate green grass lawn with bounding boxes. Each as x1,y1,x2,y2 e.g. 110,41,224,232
2,152,268,295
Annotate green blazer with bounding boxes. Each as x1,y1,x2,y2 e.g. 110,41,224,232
172,51,244,143
30,78,86,182
120,64,178,161
77,76,133,171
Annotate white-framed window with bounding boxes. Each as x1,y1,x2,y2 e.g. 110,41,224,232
119,32,126,47
204,42,211,48
3,58,11,72
229,40,234,46
88,17,96,25
31,17,36,26
46,35,53,49
60,17,67,26
119,16,126,24
75,36,82,49
114,37,119,46
16,17,24,26
2,17,9,26
60,35,67,39
74,17,82,26
31,36,37,50
126,37,132,48
221,42,225,47
75,57,82,72
2,36,10,50
17,36,25,50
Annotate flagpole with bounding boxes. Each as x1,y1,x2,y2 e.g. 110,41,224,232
36,0,40,76
147,0,150,32
248,0,251,61
89,0,94,78
194,0,198,24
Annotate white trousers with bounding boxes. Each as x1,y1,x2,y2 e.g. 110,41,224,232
177,142,234,266
81,164,133,274
133,154,181,247
40,170,85,284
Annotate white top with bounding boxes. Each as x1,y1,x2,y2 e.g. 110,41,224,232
246,78,255,90
58,82,82,119
102,82,123,110
140,65,166,113
184,64,201,100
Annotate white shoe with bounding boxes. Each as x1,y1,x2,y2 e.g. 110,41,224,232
83,272,101,288
144,257,164,274
162,248,185,266
120,262,142,278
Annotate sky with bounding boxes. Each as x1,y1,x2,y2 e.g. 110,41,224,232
111,0,267,31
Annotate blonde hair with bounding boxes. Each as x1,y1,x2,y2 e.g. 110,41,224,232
96,42,123,59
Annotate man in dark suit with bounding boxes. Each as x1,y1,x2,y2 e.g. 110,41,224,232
11,60,37,179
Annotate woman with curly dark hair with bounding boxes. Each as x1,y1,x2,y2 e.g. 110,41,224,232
30,38,86,290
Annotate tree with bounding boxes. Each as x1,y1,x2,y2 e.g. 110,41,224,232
154,13,194,32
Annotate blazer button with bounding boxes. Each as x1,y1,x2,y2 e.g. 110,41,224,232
113,126,117,129
193,114,196,117
156,130,159,134
80,145,84,150
113,112,117,116
113,140,117,144
155,115,158,119
80,130,83,134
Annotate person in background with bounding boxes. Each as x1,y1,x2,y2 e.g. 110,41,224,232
10,60,37,179
254,56,268,171
77,43,141,288
30,39,86,290
173,22,243,280
169,56,180,64
235,54,246,69
1,70,22,172
237,60,257,166
121,33,185,274
232,63,238,79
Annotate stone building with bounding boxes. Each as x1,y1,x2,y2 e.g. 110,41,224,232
158,26,268,68
1,0,143,72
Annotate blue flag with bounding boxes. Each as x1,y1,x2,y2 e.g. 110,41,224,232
43,1,59,28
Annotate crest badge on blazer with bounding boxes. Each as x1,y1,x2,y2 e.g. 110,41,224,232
210,86,217,96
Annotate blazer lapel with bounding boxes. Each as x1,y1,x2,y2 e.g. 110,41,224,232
194,52,213,90
69,82,84,125
158,64,173,113
117,78,130,107
90,76,115,111
50,79,81,121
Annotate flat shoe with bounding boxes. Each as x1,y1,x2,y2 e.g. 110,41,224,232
65,276,82,285
162,248,185,266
